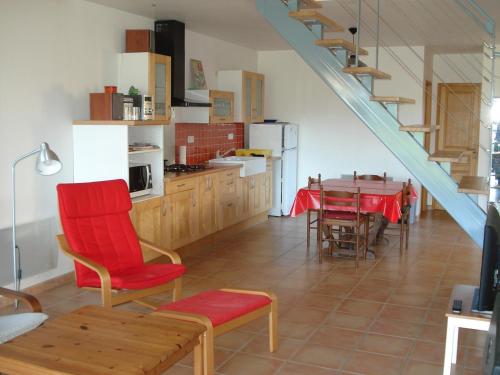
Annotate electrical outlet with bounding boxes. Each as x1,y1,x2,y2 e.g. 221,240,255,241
228,133,234,140
187,135,195,144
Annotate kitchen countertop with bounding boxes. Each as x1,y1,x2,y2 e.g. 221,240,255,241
164,164,242,183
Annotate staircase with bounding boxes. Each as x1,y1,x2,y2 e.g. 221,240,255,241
256,0,488,247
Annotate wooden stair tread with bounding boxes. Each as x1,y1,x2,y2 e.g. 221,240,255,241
458,176,489,195
315,39,368,55
428,150,465,163
289,10,345,32
370,96,416,104
399,125,440,133
343,66,391,79
300,0,322,9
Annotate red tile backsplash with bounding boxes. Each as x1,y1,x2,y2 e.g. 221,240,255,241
175,122,245,165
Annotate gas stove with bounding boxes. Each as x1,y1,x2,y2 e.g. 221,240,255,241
165,164,207,173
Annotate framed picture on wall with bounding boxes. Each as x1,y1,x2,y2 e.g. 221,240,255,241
190,59,207,89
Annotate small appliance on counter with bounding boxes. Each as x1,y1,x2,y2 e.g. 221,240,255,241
141,95,154,120
235,149,272,158
129,163,153,198
249,122,298,216
165,164,207,173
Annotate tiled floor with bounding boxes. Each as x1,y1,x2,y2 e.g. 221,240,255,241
3,211,486,374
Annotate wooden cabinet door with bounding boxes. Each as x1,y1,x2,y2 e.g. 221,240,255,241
209,90,234,123
199,175,218,237
217,176,238,229
242,72,254,124
252,74,265,123
149,53,171,122
162,189,199,250
265,171,273,210
238,176,251,219
130,197,162,260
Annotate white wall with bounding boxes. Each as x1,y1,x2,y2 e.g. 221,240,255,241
257,48,424,210
0,0,153,288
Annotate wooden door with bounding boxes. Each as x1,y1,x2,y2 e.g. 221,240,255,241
437,83,481,180
432,83,480,210
162,189,199,249
199,175,218,237
130,197,162,260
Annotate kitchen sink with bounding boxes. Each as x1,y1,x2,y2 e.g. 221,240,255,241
208,156,266,177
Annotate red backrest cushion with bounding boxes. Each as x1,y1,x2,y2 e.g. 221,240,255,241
57,179,144,287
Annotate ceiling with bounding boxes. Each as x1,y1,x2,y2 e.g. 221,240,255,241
87,0,499,52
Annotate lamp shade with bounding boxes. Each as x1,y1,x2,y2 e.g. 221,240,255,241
36,142,62,176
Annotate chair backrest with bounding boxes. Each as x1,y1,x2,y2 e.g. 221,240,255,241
402,179,412,212
308,173,321,188
319,185,361,223
354,171,387,182
57,179,143,287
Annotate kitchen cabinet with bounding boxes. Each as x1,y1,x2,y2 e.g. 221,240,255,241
118,52,172,122
130,196,162,261
210,90,234,123
162,187,199,250
199,174,218,237
217,71,265,123
243,72,265,123
265,170,273,210
217,172,239,229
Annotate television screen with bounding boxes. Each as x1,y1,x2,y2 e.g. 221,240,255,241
474,204,500,313
484,291,500,374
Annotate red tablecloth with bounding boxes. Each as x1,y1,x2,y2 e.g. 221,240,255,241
290,178,418,223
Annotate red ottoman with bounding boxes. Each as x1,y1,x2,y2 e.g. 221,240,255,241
154,288,278,375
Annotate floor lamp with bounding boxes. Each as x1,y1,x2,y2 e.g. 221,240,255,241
11,142,62,305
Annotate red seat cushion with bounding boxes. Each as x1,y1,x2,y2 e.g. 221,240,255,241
323,211,358,220
157,290,272,327
81,263,186,290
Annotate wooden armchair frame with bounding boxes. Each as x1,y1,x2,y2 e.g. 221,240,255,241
0,287,41,312
154,289,278,375
56,234,183,308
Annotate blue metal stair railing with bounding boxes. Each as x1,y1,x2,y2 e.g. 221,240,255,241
256,0,486,247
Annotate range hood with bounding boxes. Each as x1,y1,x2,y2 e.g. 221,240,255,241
155,20,211,108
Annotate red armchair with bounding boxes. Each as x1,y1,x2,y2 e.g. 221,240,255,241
56,179,185,308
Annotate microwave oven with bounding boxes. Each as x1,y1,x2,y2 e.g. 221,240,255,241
129,163,153,198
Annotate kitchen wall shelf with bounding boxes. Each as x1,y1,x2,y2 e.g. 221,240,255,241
128,148,162,155
73,120,170,126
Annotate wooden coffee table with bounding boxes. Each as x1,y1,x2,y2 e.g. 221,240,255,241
0,305,206,375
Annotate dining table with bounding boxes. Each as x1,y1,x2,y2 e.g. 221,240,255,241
290,178,417,223
0,305,206,375
290,178,417,255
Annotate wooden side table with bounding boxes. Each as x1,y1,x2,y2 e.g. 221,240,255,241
0,305,206,375
443,284,491,375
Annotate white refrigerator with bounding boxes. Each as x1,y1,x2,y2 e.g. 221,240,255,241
249,123,298,216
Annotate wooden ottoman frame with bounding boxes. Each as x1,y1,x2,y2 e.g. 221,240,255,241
153,288,278,375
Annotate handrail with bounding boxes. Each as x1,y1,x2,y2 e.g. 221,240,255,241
454,0,496,36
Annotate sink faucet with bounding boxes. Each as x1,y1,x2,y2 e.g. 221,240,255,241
216,147,236,159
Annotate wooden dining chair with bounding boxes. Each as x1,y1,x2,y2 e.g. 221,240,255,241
354,171,387,182
380,180,411,254
317,186,369,267
306,174,321,248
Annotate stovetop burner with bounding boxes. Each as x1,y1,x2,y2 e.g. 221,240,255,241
165,164,207,173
